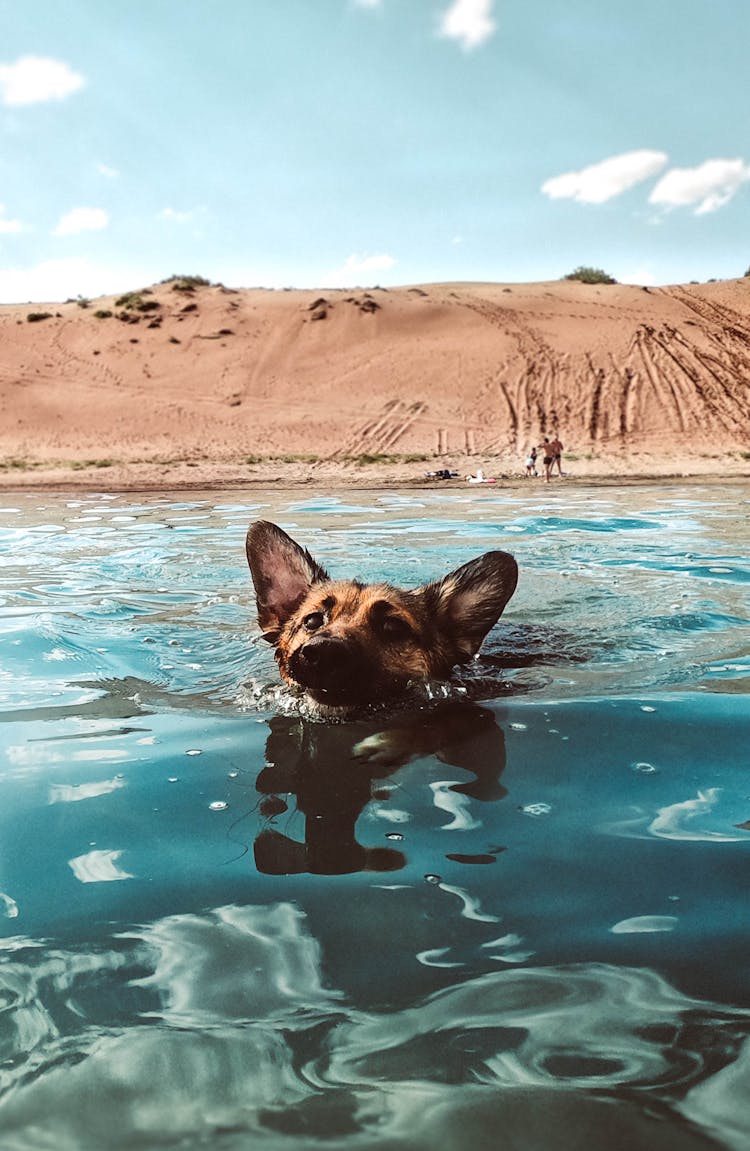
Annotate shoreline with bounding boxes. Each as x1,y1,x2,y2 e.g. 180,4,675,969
1,454,747,493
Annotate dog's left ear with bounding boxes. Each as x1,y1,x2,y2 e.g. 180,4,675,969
246,520,329,642
415,550,518,663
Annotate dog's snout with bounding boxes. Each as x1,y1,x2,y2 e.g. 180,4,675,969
300,635,353,669
293,634,361,688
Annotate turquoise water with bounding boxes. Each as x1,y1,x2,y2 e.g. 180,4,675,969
0,483,749,1150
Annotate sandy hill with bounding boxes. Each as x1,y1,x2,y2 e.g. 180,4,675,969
1,276,749,486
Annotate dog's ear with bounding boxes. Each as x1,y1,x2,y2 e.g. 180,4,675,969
415,551,518,664
246,521,329,641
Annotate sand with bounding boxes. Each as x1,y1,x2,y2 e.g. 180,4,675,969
1,276,748,490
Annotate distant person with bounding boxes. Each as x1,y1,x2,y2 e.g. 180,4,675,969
524,447,537,477
539,437,554,483
550,434,564,476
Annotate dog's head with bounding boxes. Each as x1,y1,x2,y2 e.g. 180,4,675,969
246,520,518,712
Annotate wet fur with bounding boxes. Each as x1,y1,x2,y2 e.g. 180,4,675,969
246,520,518,714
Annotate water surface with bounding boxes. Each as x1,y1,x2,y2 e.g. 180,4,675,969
0,482,749,1150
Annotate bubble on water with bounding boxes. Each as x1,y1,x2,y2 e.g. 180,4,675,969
632,762,657,774
509,723,527,731
521,803,552,817
424,873,442,885
386,832,404,842
227,770,239,779
185,749,202,756
640,706,656,713
167,777,179,783
209,801,228,812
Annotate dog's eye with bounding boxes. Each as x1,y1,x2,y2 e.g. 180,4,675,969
380,614,413,640
302,611,325,631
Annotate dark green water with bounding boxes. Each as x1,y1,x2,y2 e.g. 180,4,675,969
0,483,748,1149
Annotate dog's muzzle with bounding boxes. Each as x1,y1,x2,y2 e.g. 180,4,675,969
288,635,370,701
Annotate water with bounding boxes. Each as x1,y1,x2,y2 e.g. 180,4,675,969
0,482,749,1150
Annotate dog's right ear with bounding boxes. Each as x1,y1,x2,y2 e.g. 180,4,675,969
246,520,329,642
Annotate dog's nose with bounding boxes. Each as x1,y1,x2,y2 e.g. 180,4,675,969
296,635,359,685
300,635,351,669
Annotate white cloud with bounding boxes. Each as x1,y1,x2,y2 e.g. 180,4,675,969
96,163,119,179
542,150,669,205
0,258,150,304
0,205,23,234
438,0,496,51
160,207,196,224
53,207,109,236
321,251,397,287
353,0,382,7
649,158,750,215
618,265,659,286
0,55,85,107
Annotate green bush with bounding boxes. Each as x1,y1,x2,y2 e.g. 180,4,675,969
26,312,52,322
93,309,113,319
563,266,617,285
115,291,146,309
162,274,212,292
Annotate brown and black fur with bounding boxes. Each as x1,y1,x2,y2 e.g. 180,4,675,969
246,520,518,713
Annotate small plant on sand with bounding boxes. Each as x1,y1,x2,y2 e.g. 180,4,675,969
348,452,431,466
93,309,113,319
26,312,53,322
0,457,40,470
162,274,212,293
115,291,146,310
563,266,617,285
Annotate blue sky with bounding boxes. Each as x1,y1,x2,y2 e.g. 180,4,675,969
1,0,749,300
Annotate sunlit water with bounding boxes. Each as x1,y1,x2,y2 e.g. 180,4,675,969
0,482,749,1150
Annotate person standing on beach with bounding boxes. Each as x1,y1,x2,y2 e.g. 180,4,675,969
550,434,564,476
539,437,554,483
524,447,537,477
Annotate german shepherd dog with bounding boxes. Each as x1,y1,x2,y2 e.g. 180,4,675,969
246,520,518,715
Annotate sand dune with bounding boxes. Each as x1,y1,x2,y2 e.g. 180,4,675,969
1,277,748,487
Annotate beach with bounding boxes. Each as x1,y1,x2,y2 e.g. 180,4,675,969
2,276,748,490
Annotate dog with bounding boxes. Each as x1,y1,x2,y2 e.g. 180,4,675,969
246,520,518,714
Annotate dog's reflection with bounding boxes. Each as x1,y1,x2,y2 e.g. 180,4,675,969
254,703,507,876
